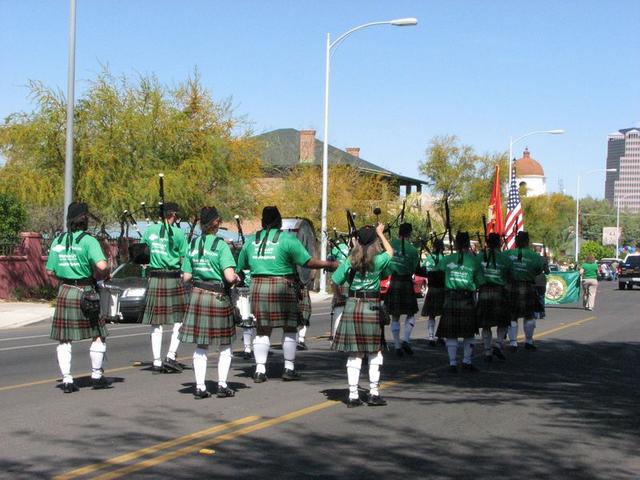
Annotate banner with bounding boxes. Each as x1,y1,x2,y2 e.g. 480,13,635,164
545,271,580,304
487,164,504,235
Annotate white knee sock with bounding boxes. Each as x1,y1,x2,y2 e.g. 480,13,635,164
391,317,401,349
57,342,73,384
524,319,536,344
403,316,415,343
346,355,363,399
496,327,507,349
282,332,297,371
193,347,208,392
333,307,344,337
427,318,436,339
242,328,254,352
481,329,492,354
253,335,270,374
151,325,163,366
368,351,383,396
217,346,232,388
463,338,474,364
508,320,519,346
297,325,307,343
89,341,106,379
446,339,458,366
167,322,182,360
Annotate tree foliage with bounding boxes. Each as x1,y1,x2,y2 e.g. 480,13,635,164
0,193,27,242
579,240,614,262
0,68,261,232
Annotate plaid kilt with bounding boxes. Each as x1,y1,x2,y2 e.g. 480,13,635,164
438,289,478,339
332,298,384,353
141,277,187,326
534,285,546,318
50,285,108,341
510,281,537,320
476,284,510,328
384,276,418,316
250,276,301,329
178,287,236,346
421,286,445,318
299,286,312,326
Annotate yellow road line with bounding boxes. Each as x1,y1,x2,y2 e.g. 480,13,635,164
91,402,338,480
530,316,596,339
52,415,260,480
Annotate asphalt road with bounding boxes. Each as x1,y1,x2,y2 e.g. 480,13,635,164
0,283,638,480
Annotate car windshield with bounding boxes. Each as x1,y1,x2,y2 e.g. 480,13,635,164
625,256,640,267
112,262,144,279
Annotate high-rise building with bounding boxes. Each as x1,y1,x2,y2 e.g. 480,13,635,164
605,128,640,213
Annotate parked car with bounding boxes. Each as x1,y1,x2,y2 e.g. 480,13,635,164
597,261,613,281
101,262,148,322
618,254,640,290
548,263,560,272
380,274,427,298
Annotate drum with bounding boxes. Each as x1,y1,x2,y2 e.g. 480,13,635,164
233,286,255,328
99,284,123,321
281,217,317,288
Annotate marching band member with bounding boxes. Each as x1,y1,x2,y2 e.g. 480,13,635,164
239,269,256,359
236,206,338,382
296,285,312,350
46,202,111,393
330,240,351,340
421,238,446,346
476,233,512,362
179,207,240,399
140,202,188,373
506,231,544,351
332,224,394,407
434,232,485,372
386,223,420,356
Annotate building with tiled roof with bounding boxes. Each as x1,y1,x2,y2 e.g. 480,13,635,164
514,148,546,197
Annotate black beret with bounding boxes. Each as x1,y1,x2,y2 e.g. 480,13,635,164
159,202,180,217
515,231,530,247
399,222,413,237
433,238,445,251
357,226,377,246
200,206,220,226
455,231,471,250
261,206,282,229
487,233,501,249
67,202,89,222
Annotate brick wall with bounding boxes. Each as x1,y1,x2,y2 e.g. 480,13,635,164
0,232,56,299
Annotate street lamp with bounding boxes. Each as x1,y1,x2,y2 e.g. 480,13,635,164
318,17,418,293
63,0,77,229
508,129,564,182
615,184,629,259
575,168,617,262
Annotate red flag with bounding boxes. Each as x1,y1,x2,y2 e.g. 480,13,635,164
487,164,504,235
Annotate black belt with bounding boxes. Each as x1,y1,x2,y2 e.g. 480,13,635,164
348,290,380,299
252,274,297,280
393,275,413,280
60,278,95,287
148,269,181,278
193,280,226,293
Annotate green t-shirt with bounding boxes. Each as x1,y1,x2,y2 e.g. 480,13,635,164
332,252,392,292
422,252,445,271
477,249,513,286
141,222,187,270
435,252,485,291
581,262,598,280
182,235,236,281
330,242,350,262
236,229,312,276
389,239,419,276
506,248,544,282
45,231,106,279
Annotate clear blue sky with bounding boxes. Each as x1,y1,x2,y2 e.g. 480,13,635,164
1,0,639,199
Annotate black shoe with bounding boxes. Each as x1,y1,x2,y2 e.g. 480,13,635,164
91,376,112,390
461,363,479,372
62,382,79,394
448,365,458,374
508,345,518,353
524,343,537,351
193,388,212,399
428,340,437,347
253,372,267,383
296,341,308,351
492,346,507,361
401,341,414,356
163,358,183,373
483,354,493,363
151,365,166,374
282,369,301,381
367,394,387,406
216,385,235,398
242,351,252,360
347,397,364,408
395,348,404,358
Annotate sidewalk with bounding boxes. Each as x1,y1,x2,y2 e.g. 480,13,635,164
0,301,54,329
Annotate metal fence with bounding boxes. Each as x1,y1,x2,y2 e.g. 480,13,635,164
0,241,19,256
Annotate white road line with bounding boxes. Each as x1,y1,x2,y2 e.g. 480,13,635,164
0,324,147,342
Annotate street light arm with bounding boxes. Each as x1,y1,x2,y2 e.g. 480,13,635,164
510,130,564,146
329,21,394,51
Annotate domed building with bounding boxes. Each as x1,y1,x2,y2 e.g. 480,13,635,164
514,148,546,197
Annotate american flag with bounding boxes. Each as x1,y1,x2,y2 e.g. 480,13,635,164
504,163,524,249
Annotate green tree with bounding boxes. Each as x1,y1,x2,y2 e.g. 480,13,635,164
0,193,27,242
579,240,614,262
522,193,575,254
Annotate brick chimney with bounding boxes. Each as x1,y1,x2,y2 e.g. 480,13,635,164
346,147,360,158
299,130,316,163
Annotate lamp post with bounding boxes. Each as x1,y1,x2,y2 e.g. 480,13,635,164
508,129,564,183
63,0,77,229
318,17,418,293
615,186,629,259
575,168,617,262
